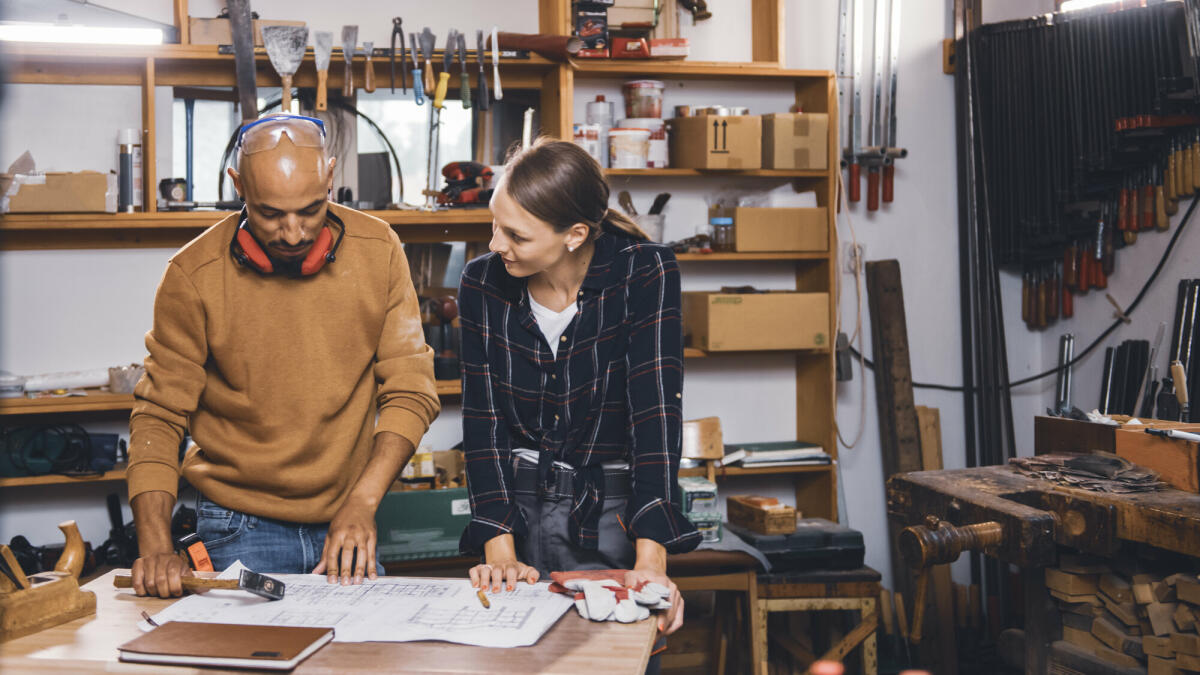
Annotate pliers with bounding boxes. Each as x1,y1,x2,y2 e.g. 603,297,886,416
390,17,406,93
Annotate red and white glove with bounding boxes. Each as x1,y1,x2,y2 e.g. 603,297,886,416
548,569,671,623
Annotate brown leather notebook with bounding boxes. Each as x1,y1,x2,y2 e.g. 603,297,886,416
118,621,334,670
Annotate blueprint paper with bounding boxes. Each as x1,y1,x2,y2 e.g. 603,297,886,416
146,562,574,648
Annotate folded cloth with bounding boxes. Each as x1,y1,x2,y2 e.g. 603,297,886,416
548,569,671,623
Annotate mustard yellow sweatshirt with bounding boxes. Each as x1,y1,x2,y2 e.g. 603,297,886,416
128,203,439,523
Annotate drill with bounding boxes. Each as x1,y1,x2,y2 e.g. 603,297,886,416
437,161,494,206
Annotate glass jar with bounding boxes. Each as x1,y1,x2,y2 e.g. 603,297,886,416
710,216,734,252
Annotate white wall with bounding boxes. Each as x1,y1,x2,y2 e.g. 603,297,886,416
0,1,1072,592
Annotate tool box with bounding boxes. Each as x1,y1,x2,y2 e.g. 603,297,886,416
725,518,865,572
375,487,471,561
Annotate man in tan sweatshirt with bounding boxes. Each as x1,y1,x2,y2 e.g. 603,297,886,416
128,114,439,597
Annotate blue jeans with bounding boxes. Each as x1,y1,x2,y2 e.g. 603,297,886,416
196,495,381,575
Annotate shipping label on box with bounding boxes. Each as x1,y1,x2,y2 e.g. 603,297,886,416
683,291,829,351
709,206,828,253
762,113,829,170
667,115,762,169
0,171,116,213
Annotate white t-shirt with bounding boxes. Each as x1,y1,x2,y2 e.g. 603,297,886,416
516,294,628,471
529,293,578,359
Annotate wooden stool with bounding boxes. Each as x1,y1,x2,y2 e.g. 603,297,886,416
755,567,881,675
668,550,765,673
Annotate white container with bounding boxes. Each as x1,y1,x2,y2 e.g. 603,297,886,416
634,214,665,242
619,118,667,168
585,95,615,168
573,123,604,167
609,128,651,169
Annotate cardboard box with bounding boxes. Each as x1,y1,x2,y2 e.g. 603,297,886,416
727,495,796,535
188,18,306,47
762,113,829,170
683,291,829,351
0,171,116,213
573,7,609,58
667,115,762,170
709,206,828,253
375,487,471,561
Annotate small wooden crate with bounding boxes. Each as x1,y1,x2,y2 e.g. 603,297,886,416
727,495,796,535
1114,424,1199,493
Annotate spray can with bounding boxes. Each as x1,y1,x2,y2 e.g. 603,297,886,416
585,95,614,169
117,128,143,212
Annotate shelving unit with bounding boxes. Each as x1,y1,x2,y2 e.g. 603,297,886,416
2,0,839,520
0,465,128,489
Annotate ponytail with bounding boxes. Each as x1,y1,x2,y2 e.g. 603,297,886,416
601,208,649,241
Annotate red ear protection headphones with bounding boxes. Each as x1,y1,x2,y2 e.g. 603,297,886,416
229,208,346,276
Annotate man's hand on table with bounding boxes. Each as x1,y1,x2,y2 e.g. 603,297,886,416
131,551,193,598
313,496,378,585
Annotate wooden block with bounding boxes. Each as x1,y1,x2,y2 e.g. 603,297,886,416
1172,632,1200,656
1136,583,1158,605
1178,652,1200,671
1150,603,1180,636
1102,593,1142,627
1058,553,1112,575
1145,635,1176,658
1113,424,1200,492
1051,589,1102,606
1094,644,1142,668
682,417,724,460
1143,617,1157,636
726,495,796,535
1157,581,1179,603
1062,611,1094,631
1178,576,1200,606
1093,615,1144,657
1060,600,1098,616
1047,568,1100,596
1149,656,1184,675
1176,604,1197,632
1062,625,1106,652
1101,574,1134,604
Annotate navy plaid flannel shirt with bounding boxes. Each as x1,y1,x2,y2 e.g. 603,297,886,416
457,227,701,556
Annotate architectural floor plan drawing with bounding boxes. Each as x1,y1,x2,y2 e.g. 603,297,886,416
145,562,574,648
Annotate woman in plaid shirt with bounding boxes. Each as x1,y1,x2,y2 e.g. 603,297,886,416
460,140,700,636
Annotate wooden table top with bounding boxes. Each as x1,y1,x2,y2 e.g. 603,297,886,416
0,570,656,674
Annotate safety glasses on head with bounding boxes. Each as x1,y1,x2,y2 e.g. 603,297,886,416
236,115,327,155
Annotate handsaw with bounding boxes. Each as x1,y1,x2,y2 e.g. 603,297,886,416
341,25,358,98
314,31,333,112
261,25,308,113
226,0,257,123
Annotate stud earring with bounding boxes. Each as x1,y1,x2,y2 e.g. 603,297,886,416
568,245,576,253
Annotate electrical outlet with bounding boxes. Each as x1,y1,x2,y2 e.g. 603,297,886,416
844,243,865,274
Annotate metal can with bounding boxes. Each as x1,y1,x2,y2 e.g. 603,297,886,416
674,105,692,118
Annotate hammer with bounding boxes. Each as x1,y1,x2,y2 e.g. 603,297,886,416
114,569,286,601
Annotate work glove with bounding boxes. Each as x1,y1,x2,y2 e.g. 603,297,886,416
548,569,671,623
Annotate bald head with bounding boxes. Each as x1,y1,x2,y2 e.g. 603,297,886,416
227,130,337,268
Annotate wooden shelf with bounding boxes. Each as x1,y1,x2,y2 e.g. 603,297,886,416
6,43,554,89
605,169,826,178
676,252,829,262
678,462,833,478
684,347,831,358
0,464,128,488
573,60,830,81
0,381,461,416
0,210,493,249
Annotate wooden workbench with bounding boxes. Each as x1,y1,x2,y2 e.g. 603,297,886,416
0,570,656,674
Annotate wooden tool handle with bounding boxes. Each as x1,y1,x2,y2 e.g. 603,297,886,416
882,163,895,203
114,575,239,592
1156,185,1168,230
1192,141,1200,191
280,74,293,112
1184,146,1195,196
364,55,375,93
316,69,328,111
1166,151,1178,201
1173,361,1190,405
54,521,85,579
1176,148,1187,197
866,168,880,211
343,60,354,98
848,163,860,202
424,62,434,96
